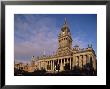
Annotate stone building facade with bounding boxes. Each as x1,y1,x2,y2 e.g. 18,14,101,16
15,18,97,73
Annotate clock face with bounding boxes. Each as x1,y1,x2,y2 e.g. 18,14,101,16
62,31,65,34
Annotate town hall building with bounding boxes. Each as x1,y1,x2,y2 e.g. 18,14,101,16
14,18,97,73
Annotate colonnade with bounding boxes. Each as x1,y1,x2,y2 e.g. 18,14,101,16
37,54,96,71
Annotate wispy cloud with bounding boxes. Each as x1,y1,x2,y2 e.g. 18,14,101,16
14,15,59,62
73,37,87,48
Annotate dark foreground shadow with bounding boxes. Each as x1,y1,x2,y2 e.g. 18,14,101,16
14,63,97,76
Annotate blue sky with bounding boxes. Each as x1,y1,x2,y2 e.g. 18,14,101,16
14,14,97,63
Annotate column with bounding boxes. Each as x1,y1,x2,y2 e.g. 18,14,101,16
60,59,62,71
46,61,48,70
70,58,71,70
45,61,47,70
83,55,86,66
53,60,54,71
39,62,40,70
87,55,90,63
58,59,59,64
75,56,78,66
82,56,83,67
93,56,96,70
78,56,79,67
67,58,69,63
73,56,75,69
51,60,53,70
37,62,39,69
42,61,43,68
48,61,50,70
49,61,51,70
44,61,45,69
64,59,65,67
40,62,41,70
52,60,53,71
41,61,42,69
63,59,65,70
79,55,82,68
44,61,45,70
71,58,72,69
50,60,52,70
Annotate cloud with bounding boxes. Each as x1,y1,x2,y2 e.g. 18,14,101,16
73,37,88,48
72,29,88,48
14,15,59,62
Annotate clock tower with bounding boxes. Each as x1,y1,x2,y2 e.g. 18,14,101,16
57,18,73,56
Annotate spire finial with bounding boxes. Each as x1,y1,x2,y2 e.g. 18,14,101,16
64,17,67,25
43,48,45,55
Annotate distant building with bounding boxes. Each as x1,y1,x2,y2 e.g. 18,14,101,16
14,18,97,73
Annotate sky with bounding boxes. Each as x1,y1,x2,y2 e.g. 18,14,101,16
14,14,97,63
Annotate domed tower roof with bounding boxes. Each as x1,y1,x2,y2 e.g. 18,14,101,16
61,17,70,32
